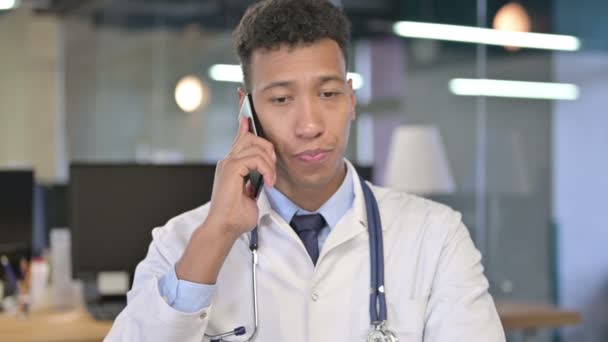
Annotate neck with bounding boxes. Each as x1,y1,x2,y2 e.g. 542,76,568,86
276,163,347,212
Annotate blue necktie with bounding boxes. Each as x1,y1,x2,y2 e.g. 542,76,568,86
290,213,326,265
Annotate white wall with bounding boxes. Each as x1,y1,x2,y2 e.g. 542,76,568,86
0,9,66,183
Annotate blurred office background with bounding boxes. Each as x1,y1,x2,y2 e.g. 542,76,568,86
0,0,606,341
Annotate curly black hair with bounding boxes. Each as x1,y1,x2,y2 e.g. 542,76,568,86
233,0,351,91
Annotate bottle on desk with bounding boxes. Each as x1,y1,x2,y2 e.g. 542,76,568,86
50,228,79,310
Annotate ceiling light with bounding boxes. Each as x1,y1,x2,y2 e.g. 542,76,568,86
0,0,19,10
393,21,580,51
208,64,243,83
449,78,579,100
175,76,209,113
493,2,532,51
208,64,364,90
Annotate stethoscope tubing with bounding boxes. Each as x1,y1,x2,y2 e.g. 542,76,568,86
207,175,389,341
361,178,387,325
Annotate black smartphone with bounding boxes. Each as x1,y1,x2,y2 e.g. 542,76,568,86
238,94,265,198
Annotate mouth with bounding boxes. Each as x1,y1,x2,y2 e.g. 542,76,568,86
294,148,332,164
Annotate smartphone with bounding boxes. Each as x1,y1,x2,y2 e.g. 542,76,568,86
238,94,265,198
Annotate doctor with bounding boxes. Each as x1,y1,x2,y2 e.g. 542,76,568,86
106,0,505,341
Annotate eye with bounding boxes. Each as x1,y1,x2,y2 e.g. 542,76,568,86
270,96,291,105
320,91,341,98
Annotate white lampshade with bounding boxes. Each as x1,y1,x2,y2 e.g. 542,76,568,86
384,125,455,195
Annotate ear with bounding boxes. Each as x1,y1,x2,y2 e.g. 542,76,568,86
237,87,247,108
347,78,357,121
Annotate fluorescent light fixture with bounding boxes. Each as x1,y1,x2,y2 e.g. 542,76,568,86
349,72,364,90
208,64,364,90
449,78,579,100
0,0,18,10
393,21,581,51
208,64,243,83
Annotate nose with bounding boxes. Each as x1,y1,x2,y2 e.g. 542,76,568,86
294,95,323,139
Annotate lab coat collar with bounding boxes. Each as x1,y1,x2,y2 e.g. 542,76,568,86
348,160,369,230
256,159,363,223
254,160,389,252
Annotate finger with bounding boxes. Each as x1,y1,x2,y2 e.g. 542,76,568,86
238,116,250,136
232,117,250,147
232,136,276,161
231,144,276,175
233,134,276,162
231,154,277,187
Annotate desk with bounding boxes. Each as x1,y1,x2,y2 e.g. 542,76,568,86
0,309,112,342
0,301,580,341
496,301,581,342
496,301,581,330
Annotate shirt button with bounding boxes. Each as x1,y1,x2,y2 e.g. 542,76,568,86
311,293,319,301
200,311,208,319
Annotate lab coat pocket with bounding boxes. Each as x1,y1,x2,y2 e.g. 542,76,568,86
387,296,428,341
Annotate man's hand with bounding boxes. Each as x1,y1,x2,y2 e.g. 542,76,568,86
176,116,276,284
207,116,276,237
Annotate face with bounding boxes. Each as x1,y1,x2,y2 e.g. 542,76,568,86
240,38,357,192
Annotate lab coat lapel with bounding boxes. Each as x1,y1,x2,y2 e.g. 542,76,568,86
320,161,396,262
255,189,316,271
255,160,389,266
256,189,305,243
319,163,369,259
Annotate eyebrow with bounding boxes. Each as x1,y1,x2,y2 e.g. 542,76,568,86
319,75,346,84
260,74,346,93
261,80,293,93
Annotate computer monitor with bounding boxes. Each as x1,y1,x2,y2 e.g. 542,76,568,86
69,164,217,285
69,162,372,286
0,170,34,257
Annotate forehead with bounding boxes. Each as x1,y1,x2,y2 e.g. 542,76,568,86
249,39,346,91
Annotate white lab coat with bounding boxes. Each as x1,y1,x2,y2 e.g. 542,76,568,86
106,162,505,342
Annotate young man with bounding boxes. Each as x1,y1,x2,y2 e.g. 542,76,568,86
106,0,505,341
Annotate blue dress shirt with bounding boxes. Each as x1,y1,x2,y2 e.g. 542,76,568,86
158,164,354,313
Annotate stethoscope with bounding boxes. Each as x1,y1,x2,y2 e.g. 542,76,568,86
205,175,398,342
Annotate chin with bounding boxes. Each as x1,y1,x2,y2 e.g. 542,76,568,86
295,173,333,189
289,161,344,189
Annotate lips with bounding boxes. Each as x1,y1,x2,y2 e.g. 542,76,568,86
295,148,331,163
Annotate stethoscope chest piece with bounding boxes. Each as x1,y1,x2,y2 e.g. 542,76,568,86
367,324,399,342
367,330,387,342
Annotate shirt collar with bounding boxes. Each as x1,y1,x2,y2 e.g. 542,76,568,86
261,160,354,228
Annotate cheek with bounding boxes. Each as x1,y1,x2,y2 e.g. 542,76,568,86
261,125,291,160
342,120,352,138
331,111,353,140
